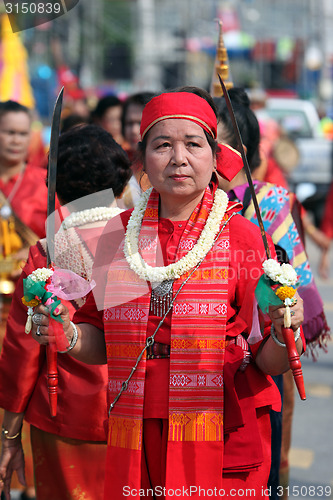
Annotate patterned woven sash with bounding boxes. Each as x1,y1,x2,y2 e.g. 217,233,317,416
103,186,230,498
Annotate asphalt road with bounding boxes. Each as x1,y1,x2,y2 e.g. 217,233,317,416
288,238,333,500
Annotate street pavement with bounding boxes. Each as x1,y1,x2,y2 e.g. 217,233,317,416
288,238,333,500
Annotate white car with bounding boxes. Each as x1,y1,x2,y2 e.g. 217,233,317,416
256,97,333,225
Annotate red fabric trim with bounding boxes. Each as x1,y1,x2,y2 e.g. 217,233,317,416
222,409,272,499
216,144,243,182
140,92,217,139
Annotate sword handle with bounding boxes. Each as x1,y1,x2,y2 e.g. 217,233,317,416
281,327,306,400
46,343,58,417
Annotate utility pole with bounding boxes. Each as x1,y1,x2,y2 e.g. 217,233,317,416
79,0,104,88
133,0,162,91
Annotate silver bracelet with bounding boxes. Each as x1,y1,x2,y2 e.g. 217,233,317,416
271,325,301,347
58,321,78,353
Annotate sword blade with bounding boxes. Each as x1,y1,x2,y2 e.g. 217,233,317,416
217,75,271,260
46,87,64,267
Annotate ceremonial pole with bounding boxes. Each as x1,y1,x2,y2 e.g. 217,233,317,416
217,74,306,401
46,87,64,417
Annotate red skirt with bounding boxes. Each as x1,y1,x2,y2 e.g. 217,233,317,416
140,408,271,500
30,425,107,500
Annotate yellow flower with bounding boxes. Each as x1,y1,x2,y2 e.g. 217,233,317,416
275,286,296,301
21,297,40,307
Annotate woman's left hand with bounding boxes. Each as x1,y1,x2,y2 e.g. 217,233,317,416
268,291,303,334
31,303,72,346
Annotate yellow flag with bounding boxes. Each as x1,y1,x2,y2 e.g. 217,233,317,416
0,14,35,108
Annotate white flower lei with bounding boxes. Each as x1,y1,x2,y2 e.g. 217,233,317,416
124,188,229,282
61,206,123,230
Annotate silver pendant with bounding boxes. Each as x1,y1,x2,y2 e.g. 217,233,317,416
0,204,12,219
150,279,174,316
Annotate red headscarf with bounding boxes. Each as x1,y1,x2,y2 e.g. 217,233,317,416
140,91,244,181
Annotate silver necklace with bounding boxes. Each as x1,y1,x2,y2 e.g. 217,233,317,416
150,279,174,316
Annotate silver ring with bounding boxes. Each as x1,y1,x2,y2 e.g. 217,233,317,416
36,326,42,337
32,313,43,325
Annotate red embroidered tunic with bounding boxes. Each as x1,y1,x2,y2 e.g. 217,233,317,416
74,205,284,474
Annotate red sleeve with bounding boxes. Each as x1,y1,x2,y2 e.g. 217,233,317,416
10,164,49,238
226,212,276,338
73,290,104,331
0,244,47,412
250,324,306,359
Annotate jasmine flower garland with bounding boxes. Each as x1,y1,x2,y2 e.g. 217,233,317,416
124,188,229,282
61,207,123,230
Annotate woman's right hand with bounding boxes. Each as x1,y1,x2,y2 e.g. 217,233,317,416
31,303,72,346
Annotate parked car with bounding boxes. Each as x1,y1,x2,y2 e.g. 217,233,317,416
256,97,333,226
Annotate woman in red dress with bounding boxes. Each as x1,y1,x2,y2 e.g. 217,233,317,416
0,125,131,500
28,88,304,500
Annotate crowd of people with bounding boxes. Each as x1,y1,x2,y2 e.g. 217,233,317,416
0,82,331,500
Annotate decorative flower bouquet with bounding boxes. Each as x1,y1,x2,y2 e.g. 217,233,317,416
261,259,298,327
255,258,306,400
22,267,95,348
22,267,61,335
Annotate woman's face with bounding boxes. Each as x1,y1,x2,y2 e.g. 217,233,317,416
0,112,31,167
144,119,216,206
124,103,144,152
100,105,123,142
